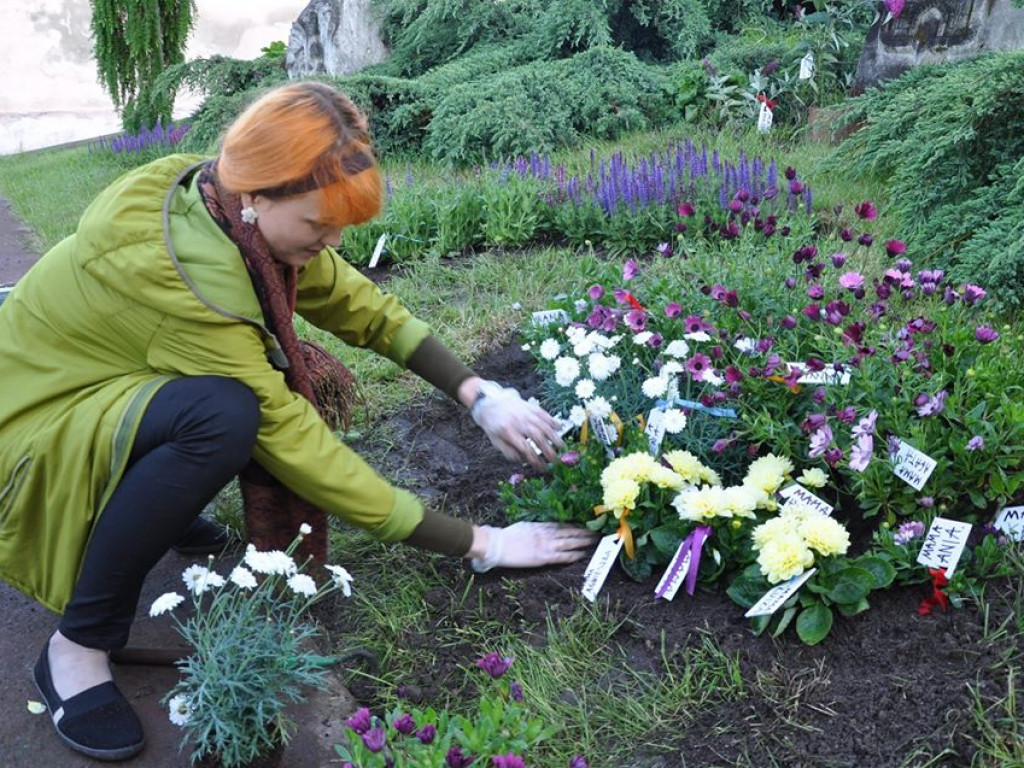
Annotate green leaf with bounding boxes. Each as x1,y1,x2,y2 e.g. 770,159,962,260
796,603,833,645
772,605,798,638
751,614,771,636
726,564,769,608
586,514,607,531
824,567,875,604
837,597,870,617
855,556,896,589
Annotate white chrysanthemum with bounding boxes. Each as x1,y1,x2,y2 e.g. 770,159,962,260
325,565,354,597
684,331,712,342
648,464,685,490
665,340,691,358
757,534,815,584
287,573,318,597
182,565,223,596
573,339,595,357
751,515,804,549
661,361,684,377
540,338,561,360
244,545,297,576
633,331,654,345
168,695,191,727
587,353,618,381
521,344,531,351
704,370,724,387
149,592,184,617
662,408,687,434
801,515,851,557
603,453,657,485
586,396,612,420
673,485,729,522
575,379,596,400
229,566,258,590
299,522,312,535
747,454,795,482
642,376,668,398
734,337,757,355
568,405,587,427
662,450,706,485
554,356,581,387
796,468,828,489
565,325,587,345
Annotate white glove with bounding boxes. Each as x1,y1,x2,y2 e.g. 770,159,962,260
470,381,563,468
471,522,600,573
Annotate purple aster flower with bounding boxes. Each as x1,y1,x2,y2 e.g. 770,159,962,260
809,424,834,458
477,652,514,679
831,252,847,268
624,310,647,332
560,451,580,466
852,410,878,438
916,390,948,417
648,333,663,348
588,284,604,301
807,284,825,300
510,680,524,702
854,201,878,220
416,724,437,744
893,520,925,545
623,259,640,281
839,272,865,290
345,707,372,734
943,285,960,305
570,758,591,768
885,239,907,257
493,755,527,768
976,325,999,344
840,228,854,242
587,306,616,332
963,284,987,305
859,233,874,247
780,315,797,330
393,713,416,735
362,727,387,753
966,436,985,452
685,354,713,381
447,746,475,768
665,302,682,318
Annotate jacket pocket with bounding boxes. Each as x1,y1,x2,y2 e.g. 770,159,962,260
0,455,31,530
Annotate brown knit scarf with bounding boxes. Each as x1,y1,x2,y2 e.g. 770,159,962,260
197,161,356,563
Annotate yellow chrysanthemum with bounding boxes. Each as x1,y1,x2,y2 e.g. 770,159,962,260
800,515,851,557
699,465,722,487
751,515,802,549
757,534,815,584
662,450,706,485
796,467,828,489
672,485,728,522
746,454,795,482
602,452,657,486
744,465,785,496
648,464,686,490
603,477,640,515
722,485,760,519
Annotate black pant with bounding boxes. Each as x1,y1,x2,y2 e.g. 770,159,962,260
59,376,260,650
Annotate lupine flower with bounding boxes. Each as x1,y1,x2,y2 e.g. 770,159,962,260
854,201,878,220
416,724,437,744
493,754,527,768
346,708,372,734
966,436,985,451
393,713,416,735
893,520,925,545
976,325,999,343
477,652,514,679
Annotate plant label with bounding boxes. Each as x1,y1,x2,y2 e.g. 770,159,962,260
745,568,817,617
645,407,667,455
555,415,576,438
791,363,851,386
581,534,624,603
654,544,691,601
778,483,834,516
589,413,616,446
368,234,388,269
757,102,773,134
799,51,815,80
993,506,1024,541
531,309,570,327
890,440,937,490
917,517,971,577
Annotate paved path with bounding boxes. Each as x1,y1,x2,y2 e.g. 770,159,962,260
0,201,357,766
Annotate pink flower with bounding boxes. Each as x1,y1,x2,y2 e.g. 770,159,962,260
665,302,682,318
839,272,865,291
885,0,905,18
623,259,640,281
854,201,878,221
685,354,713,381
677,202,696,217
588,284,604,300
848,433,874,472
808,425,834,458
885,239,907,257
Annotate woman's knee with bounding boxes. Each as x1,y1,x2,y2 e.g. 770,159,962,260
201,377,261,456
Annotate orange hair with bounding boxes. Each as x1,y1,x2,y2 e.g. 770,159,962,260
218,82,382,228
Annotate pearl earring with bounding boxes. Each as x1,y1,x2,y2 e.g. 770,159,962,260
241,206,258,224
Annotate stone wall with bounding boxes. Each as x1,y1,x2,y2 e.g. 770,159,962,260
286,0,389,78
855,0,1024,91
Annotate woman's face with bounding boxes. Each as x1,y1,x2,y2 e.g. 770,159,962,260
244,190,342,268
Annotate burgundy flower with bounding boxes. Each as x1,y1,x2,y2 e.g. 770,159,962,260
784,166,797,181
840,228,854,242
824,448,844,467
789,180,804,195
802,303,822,322
807,284,825,300
725,365,744,383
854,200,878,220
858,233,874,247
727,199,744,213
831,252,847,268
677,201,696,217
780,315,797,330
885,239,907,257
975,325,999,343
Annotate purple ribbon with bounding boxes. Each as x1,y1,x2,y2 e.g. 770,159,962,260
655,524,713,598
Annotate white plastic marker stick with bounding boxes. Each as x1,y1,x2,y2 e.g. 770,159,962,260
654,545,691,601
799,51,815,80
917,518,971,578
531,309,570,327
745,568,817,618
589,412,616,446
645,407,667,456
368,234,388,269
792,363,851,386
993,506,1024,541
757,101,773,134
778,483,834,516
890,440,937,491
581,534,624,603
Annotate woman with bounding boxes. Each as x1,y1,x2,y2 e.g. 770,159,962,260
0,81,596,761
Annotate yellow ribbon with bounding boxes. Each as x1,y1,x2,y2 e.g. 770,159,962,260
580,417,589,446
609,412,624,445
617,509,635,560
766,375,802,394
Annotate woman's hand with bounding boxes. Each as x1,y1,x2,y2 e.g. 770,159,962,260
468,523,600,573
462,378,564,469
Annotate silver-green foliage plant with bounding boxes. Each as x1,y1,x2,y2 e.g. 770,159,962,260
152,528,353,767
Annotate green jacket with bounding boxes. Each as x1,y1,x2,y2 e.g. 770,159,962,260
0,154,429,613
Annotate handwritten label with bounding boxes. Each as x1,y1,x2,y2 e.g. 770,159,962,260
789,362,851,386
531,309,570,327
654,545,691,601
581,534,624,603
757,101,773,134
368,234,388,269
589,413,616,446
993,506,1024,542
778,484,834,516
646,408,667,455
745,568,817,618
891,440,937,491
917,517,971,578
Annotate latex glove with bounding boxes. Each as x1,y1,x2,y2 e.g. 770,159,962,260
470,381,563,469
471,522,600,573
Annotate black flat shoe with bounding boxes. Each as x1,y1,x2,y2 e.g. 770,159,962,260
172,515,231,555
33,645,145,761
